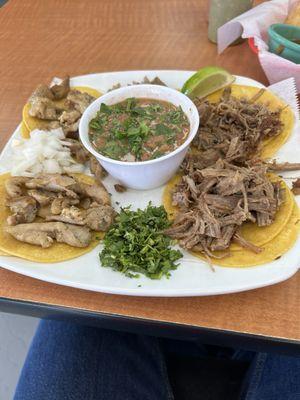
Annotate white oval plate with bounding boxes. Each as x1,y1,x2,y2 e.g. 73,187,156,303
0,70,299,297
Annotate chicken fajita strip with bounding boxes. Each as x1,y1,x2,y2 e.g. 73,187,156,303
4,173,115,247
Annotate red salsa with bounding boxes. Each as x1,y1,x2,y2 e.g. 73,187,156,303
88,98,190,161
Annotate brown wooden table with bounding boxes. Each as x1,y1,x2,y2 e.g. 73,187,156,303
0,0,299,355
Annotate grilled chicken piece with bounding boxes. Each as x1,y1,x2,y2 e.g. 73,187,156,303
59,109,81,125
5,222,91,248
5,176,31,197
62,120,80,134
66,90,95,114
29,97,65,120
30,84,55,101
48,120,61,129
84,206,115,231
80,182,111,205
27,174,111,205
59,110,81,134
6,226,54,248
89,155,107,181
37,205,52,219
47,206,84,225
46,205,115,231
50,77,70,100
6,196,38,226
54,223,91,247
63,138,90,163
79,197,92,209
25,174,80,199
63,140,107,180
114,184,126,193
50,197,80,215
27,189,57,206
5,173,113,233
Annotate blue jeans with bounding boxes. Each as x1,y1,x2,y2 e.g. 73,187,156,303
14,320,300,400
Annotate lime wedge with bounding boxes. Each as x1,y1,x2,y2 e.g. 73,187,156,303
181,66,235,100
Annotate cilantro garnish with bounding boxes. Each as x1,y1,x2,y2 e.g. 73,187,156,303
99,204,182,279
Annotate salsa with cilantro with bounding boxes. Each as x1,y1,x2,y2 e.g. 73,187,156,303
88,98,190,161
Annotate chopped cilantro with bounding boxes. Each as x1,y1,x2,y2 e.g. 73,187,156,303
155,123,174,136
100,103,112,114
99,204,182,279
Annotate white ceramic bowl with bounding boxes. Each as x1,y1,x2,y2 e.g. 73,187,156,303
79,84,199,190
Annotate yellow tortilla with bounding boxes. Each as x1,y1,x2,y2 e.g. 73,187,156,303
22,86,102,136
192,203,300,267
0,173,104,263
162,173,297,264
20,121,31,139
71,86,102,99
230,176,294,250
163,174,182,219
201,84,294,159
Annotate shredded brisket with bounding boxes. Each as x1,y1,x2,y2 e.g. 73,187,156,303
164,159,284,257
192,87,283,164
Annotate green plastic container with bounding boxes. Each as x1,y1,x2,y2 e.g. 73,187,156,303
268,23,300,64
208,0,253,44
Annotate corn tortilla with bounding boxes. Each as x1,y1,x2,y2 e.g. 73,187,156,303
192,203,300,267
22,86,102,136
199,84,294,159
20,121,31,139
230,175,294,250
162,173,296,261
0,173,104,263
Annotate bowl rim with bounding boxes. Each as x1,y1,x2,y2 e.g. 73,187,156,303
79,84,200,166
269,23,300,52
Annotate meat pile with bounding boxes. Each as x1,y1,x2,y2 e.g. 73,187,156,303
5,174,115,248
108,76,167,92
64,138,106,181
29,77,95,136
193,87,283,165
27,77,107,181
164,159,284,258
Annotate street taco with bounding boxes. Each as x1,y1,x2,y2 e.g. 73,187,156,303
162,160,297,267
192,202,300,267
0,173,115,263
164,174,294,251
192,84,294,163
22,77,101,137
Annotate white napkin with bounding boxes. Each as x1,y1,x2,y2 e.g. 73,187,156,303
268,77,299,118
217,0,300,91
266,78,300,178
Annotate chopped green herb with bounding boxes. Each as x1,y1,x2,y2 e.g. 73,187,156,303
99,204,182,279
89,98,189,161
155,123,173,136
100,103,112,114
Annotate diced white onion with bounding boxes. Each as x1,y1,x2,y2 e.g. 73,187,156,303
10,128,85,176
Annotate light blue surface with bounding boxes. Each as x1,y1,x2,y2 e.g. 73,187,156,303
268,23,300,64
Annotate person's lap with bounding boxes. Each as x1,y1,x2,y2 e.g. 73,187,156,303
14,320,300,400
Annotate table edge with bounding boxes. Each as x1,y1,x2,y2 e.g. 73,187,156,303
0,297,299,356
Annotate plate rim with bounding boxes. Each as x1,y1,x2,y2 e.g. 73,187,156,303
0,69,299,297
